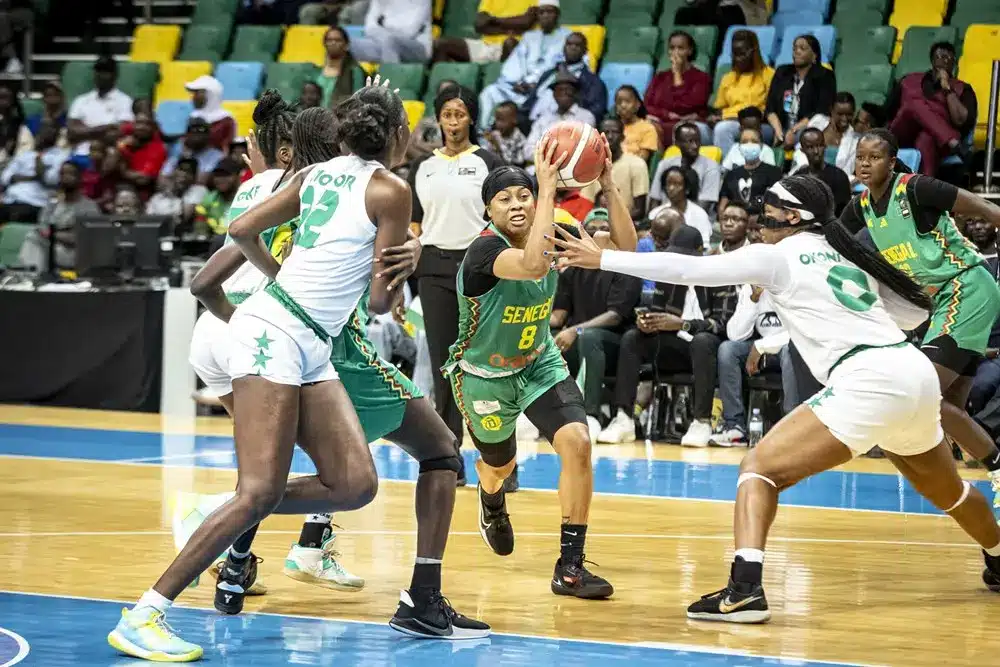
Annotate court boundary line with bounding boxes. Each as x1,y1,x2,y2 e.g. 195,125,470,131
0,589,883,667
0,453,965,518
0,627,29,667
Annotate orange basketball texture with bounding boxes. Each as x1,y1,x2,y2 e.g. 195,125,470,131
540,121,607,188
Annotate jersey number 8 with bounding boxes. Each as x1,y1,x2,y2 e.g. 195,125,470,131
518,325,537,350
296,185,341,249
827,265,878,313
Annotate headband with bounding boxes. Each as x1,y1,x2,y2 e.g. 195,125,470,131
482,166,534,219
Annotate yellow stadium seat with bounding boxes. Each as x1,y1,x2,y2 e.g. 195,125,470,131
962,25,1000,62
433,24,441,40
662,145,723,163
958,61,1000,148
155,61,213,103
279,25,329,67
130,24,182,64
403,100,425,131
565,25,605,71
434,0,445,21
223,101,257,138
889,9,945,62
360,61,378,76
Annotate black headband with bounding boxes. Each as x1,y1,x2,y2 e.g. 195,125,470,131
482,166,534,219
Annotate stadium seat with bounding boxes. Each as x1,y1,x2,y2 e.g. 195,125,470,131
605,10,655,34
561,0,603,24
228,25,282,62
660,0,688,24
214,62,265,101
192,0,238,25
895,26,957,79
604,25,660,64
378,63,426,101
117,62,160,101
889,9,946,63
961,25,1000,64
663,145,723,163
774,25,836,66
279,25,328,67
403,100,425,131
20,97,42,118
611,0,660,14
427,62,480,93
717,25,777,66
834,0,890,19
953,9,1000,38
155,100,195,137
480,61,504,90
599,62,654,109
958,61,1000,148
342,25,365,42
834,61,893,97
178,24,231,63
223,101,256,138
130,24,182,64
837,25,896,66
0,222,33,267
770,11,826,37
155,61,213,103
60,61,93,103
565,25,606,70
265,62,320,102
832,8,884,36
896,148,922,173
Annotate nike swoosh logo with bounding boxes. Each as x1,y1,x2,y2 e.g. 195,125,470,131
565,531,577,536
718,595,762,613
413,618,453,636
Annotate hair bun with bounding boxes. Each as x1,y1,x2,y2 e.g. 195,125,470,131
253,89,289,125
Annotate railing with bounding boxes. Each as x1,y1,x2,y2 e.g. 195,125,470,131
985,60,999,194
20,26,31,98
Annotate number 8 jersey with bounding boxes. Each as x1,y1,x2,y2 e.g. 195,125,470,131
275,155,383,338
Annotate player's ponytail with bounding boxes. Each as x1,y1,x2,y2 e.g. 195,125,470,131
334,86,406,161
292,106,339,171
252,89,296,169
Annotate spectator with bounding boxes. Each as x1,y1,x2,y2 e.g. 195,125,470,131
674,0,770,34
433,0,534,63
299,81,323,109
17,160,99,272
145,157,206,226
644,30,711,146
710,29,774,157
886,41,976,177
236,0,286,24
960,215,1000,415
580,117,649,221
614,84,659,162
822,92,860,180
193,158,242,236
350,0,432,64
316,26,366,108
66,55,133,155
648,165,711,246
791,127,850,215
523,32,606,129
711,200,750,255
765,34,836,150
720,106,775,171
598,224,728,446
477,0,570,131
649,121,720,210
0,120,67,223
227,139,254,184
162,118,224,185
484,101,527,167
718,126,781,216
523,69,596,165
26,82,68,144
405,79,455,162
299,0,369,25
0,81,27,166
854,101,883,134
636,207,684,292
78,137,117,211
550,210,643,438
112,183,144,217
116,111,167,201
185,76,236,152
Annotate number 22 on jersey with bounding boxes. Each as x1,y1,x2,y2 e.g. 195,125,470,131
296,185,340,249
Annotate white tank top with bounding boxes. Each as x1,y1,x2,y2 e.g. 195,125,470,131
222,169,288,301
274,155,382,338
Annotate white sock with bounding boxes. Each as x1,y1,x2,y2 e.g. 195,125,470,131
305,513,331,523
415,557,442,565
135,588,172,614
734,548,765,564
986,542,1000,557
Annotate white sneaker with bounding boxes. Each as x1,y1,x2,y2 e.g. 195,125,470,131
516,412,539,441
709,427,747,448
283,536,365,591
586,416,602,443
989,469,1000,510
597,411,636,443
681,419,712,447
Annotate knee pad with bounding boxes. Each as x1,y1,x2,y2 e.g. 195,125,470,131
944,479,972,513
477,436,517,469
419,454,463,475
737,472,777,489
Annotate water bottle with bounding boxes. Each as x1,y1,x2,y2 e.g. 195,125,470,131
748,409,764,448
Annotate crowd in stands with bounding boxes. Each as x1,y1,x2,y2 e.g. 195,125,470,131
3,0,1000,449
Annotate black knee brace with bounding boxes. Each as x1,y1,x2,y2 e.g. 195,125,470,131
419,454,463,474
475,434,517,469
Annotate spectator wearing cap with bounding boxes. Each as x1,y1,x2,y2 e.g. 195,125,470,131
161,118,225,185
478,0,571,131
193,157,243,236
146,157,207,226
186,75,236,152
26,82,68,146
67,56,134,155
522,32,606,129
317,26,366,108
580,117,649,221
523,68,596,166
644,30,712,146
349,0,432,64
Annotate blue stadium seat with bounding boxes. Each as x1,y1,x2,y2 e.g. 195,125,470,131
897,148,921,173
214,62,265,101
716,25,777,66
774,25,836,66
156,100,195,137
775,0,831,18
770,11,826,36
599,62,654,109
343,25,365,42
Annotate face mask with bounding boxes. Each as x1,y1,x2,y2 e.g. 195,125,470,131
739,142,762,163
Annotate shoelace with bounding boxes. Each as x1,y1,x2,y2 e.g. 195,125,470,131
321,542,348,572
214,554,263,579
425,591,459,620
567,556,602,574
141,611,181,641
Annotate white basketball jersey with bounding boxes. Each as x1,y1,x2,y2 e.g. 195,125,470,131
222,169,287,300
275,155,382,337
768,232,909,383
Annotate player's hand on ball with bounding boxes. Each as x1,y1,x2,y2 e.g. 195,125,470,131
597,132,615,190
534,138,567,193
546,222,603,270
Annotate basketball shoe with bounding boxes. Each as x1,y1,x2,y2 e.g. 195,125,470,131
214,552,260,615
108,607,202,662
283,535,365,591
687,579,771,623
477,483,514,556
983,550,1000,592
550,555,614,599
389,589,491,639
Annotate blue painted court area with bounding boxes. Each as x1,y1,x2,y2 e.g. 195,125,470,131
0,592,863,667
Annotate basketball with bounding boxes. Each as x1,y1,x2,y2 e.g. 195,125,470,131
541,120,608,189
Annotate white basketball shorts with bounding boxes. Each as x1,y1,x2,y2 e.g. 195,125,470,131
808,343,943,458
188,310,234,397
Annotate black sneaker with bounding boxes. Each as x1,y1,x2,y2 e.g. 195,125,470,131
983,550,1000,592
687,579,770,623
389,589,491,639
477,483,514,556
550,556,613,599
502,465,519,493
214,554,260,615
455,441,467,487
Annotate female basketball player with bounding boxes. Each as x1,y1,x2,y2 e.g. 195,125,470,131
444,134,636,599
108,81,487,663
843,129,1000,508
551,175,1000,623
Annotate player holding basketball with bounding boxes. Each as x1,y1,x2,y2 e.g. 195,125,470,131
844,129,1000,508
445,130,636,599
551,174,1000,623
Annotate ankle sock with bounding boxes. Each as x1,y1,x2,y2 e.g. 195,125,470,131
560,524,587,561
982,449,1000,472
480,485,504,510
410,559,442,594
135,588,172,615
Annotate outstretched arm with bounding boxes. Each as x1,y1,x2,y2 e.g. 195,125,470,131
189,243,247,322
953,189,1000,229
595,133,638,252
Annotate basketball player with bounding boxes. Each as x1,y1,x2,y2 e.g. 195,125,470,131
108,81,487,663
840,130,1000,508
551,175,1000,623
444,134,636,599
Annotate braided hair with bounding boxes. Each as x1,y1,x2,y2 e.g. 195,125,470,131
334,85,406,162
292,106,339,171
252,89,296,169
778,174,933,311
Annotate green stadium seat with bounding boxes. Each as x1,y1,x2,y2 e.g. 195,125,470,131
835,61,894,97
264,62,320,102
561,0,603,24
117,62,160,101
480,60,504,89
608,51,655,66
834,0,890,19
378,64,426,100
832,9,885,36
839,25,896,65
442,0,480,39
229,25,282,62
192,0,239,25
605,11,655,33
20,97,42,118
427,62,480,92
605,26,660,61
658,24,718,62
0,223,34,268
60,61,95,103
611,0,661,14
955,12,1000,50
896,26,957,79
178,24,231,63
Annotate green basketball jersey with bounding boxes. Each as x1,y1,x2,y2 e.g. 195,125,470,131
445,226,558,379
860,172,983,291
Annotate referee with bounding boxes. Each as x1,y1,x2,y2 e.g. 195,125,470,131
409,84,503,482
